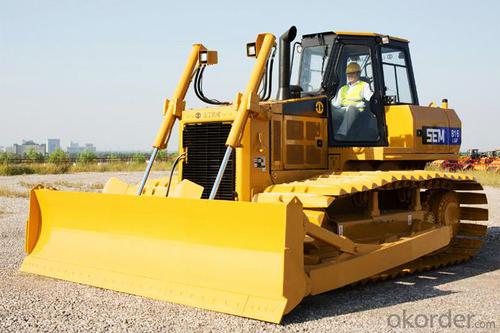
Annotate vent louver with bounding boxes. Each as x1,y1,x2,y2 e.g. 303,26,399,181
182,122,236,200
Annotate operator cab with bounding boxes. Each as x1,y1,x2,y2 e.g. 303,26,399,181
291,31,419,147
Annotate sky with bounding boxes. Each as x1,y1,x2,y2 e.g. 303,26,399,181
1,0,499,152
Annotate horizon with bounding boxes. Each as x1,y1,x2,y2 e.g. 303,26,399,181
2,136,496,155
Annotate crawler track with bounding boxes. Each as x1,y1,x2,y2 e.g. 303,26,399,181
362,223,487,284
258,170,488,284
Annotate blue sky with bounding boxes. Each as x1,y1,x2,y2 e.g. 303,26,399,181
1,0,499,151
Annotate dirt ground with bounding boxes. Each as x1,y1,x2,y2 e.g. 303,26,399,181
0,172,498,332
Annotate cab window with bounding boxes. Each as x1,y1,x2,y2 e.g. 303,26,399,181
381,47,413,104
330,44,379,143
298,45,330,93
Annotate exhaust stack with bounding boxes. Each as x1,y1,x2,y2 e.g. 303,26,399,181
277,26,297,100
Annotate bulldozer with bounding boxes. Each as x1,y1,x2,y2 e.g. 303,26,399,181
20,27,488,323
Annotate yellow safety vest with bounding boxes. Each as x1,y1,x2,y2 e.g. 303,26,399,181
339,81,368,108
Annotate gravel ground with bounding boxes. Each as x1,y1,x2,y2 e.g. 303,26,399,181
0,172,498,332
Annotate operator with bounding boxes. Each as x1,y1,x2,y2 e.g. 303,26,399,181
331,62,373,140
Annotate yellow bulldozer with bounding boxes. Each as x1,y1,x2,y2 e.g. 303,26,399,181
21,27,488,323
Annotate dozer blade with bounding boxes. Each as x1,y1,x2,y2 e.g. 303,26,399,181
20,189,308,323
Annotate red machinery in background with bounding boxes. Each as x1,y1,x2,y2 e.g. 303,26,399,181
433,149,500,173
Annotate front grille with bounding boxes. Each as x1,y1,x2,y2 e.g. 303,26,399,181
182,122,236,200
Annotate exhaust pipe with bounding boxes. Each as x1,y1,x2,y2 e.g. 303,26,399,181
277,26,297,100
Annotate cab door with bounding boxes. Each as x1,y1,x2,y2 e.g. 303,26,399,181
324,36,388,147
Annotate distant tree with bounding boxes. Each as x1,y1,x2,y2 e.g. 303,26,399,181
157,150,168,160
132,152,146,163
109,152,120,161
78,150,97,164
26,148,45,163
0,152,15,164
48,149,69,165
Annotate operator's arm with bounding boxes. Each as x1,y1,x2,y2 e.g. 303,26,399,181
331,87,343,108
355,83,373,108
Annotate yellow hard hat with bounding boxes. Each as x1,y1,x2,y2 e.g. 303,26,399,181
346,62,361,74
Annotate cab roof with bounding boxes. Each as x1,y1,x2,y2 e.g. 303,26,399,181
335,31,409,43
302,31,409,43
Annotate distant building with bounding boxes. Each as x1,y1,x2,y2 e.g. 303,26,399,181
84,143,96,152
13,140,46,156
67,142,82,154
67,141,96,154
46,139,61,154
